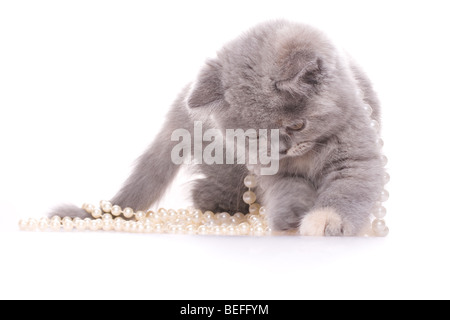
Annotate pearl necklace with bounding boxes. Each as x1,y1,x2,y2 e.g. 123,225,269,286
18,171,272,236
18,164,389,237
18,101,389,236
363,98,390,237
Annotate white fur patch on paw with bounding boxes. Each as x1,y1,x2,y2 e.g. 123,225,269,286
299,207,343,236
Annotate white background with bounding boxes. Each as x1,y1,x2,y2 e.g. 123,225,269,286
1,0,449,300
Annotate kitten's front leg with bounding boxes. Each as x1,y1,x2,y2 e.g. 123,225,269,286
299,162,383,236
260,175,317,231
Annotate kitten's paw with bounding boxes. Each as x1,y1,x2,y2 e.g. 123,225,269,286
299,207,345,236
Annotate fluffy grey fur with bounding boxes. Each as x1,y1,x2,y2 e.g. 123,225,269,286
51,20,384,236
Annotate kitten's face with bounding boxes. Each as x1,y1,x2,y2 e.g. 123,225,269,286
219,58,335,158
187,21,347,159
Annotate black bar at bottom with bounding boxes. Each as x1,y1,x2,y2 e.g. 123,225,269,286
153,300,299,319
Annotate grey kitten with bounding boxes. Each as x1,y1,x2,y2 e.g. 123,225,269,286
52,20,384,236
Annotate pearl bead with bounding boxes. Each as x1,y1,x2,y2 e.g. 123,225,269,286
168,210,178,222
374,226,389,237
38,217,49,231
123,221,132,232
26,218,38,231
383,172,390,184
113,218,124,231
62,218,74,231
217,212,231,224
151,213,162,223
144,224,153,233
91,208,102,219
153,223,163,233
74,219,87,231
372,219,386,234
362,103,373,116
90,219,102,231
244,175,258,188
248,215,262,227
102,220,113,231
38,221,48,231
233,212,245,221
198,225,208,235
220,225,228,234
83,203,95,214
370,119,380,132
176,225,185,234
204,220,216,227
226,225,237,235
191,209,202,217
253,225,265,236
203,211,215,221
51,216,62,223
259,206,267,215
178,209,189,216
380,189,390,202
212,226,222,235
19,219,28,230
173,217,184,225
381,155,388,166
84,218,92,229
158,208,168,218
249,203,260,214
146,210,156,218
191,211,203,224
102,213,113,221
50,219,61,231
187,206,195,212
136,222,145,233
123,207,134,219
230,217,240,225
243,191,256,204
183,224,194,234
238,222,251,235
129,221,138,233
135,211,146,221
100,200,112,213
111,205,122,216
373,206,387,219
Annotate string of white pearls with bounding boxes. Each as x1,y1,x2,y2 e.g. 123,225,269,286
362,97,390,237
19,166,388,237
18,200,271,236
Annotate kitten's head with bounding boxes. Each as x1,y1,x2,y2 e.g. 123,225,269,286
186,20,354,158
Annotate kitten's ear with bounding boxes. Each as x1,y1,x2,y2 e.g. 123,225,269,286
299,58,325,85
186,59,225,109
276,57,326,93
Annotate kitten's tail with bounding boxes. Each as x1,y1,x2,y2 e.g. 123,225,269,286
48,92,190,219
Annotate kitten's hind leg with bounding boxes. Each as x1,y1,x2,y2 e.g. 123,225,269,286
191,164,249,214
